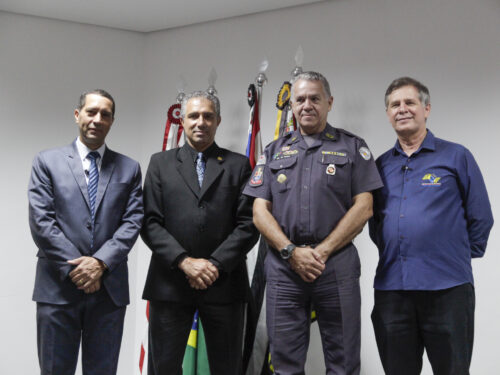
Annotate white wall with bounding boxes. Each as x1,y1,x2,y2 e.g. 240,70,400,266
1,0,499,373
0,12,146,374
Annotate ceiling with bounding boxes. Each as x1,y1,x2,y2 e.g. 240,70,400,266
0,0,325,33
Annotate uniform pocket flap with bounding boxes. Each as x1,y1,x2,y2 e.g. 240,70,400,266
269,156,298,171
319,154,348,165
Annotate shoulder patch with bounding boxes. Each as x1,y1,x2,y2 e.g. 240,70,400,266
359,147,371,160
249,166,264,186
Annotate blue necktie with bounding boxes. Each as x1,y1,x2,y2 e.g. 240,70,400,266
196,152,206,187
87,151,100,221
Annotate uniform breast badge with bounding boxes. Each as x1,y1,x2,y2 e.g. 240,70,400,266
326,164,336,175
277,174,287,183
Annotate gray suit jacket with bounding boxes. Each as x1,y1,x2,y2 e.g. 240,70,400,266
28,141,143,306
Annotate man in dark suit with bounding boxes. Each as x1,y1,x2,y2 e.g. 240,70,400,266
28,89,143,375
142,90,259,375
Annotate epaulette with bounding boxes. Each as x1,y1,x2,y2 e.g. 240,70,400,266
263,132,293,150
335,127,363,140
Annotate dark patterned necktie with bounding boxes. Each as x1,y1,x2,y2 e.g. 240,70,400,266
87,151,100,221
196,152,206,187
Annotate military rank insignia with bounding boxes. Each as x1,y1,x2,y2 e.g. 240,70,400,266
250,166,264,186
326,164,336,175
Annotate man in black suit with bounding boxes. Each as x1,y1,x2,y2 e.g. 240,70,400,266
141,90,259,375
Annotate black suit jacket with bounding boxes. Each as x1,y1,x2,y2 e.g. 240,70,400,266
141,143,259,304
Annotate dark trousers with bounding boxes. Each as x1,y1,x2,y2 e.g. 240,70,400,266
371,283,475,375
148,300,244,375
266,261,361,375
36,289,126,375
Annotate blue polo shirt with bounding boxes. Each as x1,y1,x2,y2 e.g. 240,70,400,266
369,130,493,291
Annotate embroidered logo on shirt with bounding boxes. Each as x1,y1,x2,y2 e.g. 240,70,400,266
359,147,371,160
421,173,442,186
250,166,264,186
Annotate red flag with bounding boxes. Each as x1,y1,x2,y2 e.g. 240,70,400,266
246,84,262,169
163,103,184,150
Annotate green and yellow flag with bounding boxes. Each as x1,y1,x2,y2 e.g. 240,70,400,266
183,310,211,375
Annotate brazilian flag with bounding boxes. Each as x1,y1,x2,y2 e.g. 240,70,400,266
182,310,211,375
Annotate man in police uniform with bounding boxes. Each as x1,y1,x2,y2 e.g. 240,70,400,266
244,72,383,375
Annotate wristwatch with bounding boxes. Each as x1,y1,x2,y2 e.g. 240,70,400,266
279,244,296,260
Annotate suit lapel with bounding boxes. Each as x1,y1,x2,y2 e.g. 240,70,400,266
66,142,90,209
199,145,224,200
95,148,116,213
176,146,202,198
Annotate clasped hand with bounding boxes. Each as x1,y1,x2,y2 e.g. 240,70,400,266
289,246,326,283
68,256,106,294
179,257,219,290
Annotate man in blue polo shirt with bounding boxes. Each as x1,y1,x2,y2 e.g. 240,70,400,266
369,76,494,375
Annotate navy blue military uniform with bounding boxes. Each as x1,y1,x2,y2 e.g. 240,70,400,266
244,123,383,375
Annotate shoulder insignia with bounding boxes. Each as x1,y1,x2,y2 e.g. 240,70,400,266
358,147,371,160
250,166,264,186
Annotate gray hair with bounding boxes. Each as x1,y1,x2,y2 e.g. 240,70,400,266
77,89,115,118
291,71,332,98
385,77,430,108
181,90,221,118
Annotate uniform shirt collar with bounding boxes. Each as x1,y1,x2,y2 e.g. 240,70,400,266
287,123,337,145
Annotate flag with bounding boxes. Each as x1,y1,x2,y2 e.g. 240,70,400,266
245,83,262,168
243,80,274,375
137,301,150,374
163,103,185,150
273,81,296,140
182,310,211,375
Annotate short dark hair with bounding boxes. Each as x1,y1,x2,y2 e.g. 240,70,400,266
385,77,430,108
77,89,116,118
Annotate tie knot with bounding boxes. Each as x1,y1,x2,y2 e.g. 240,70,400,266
197,152,204,162
87,151,100,161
